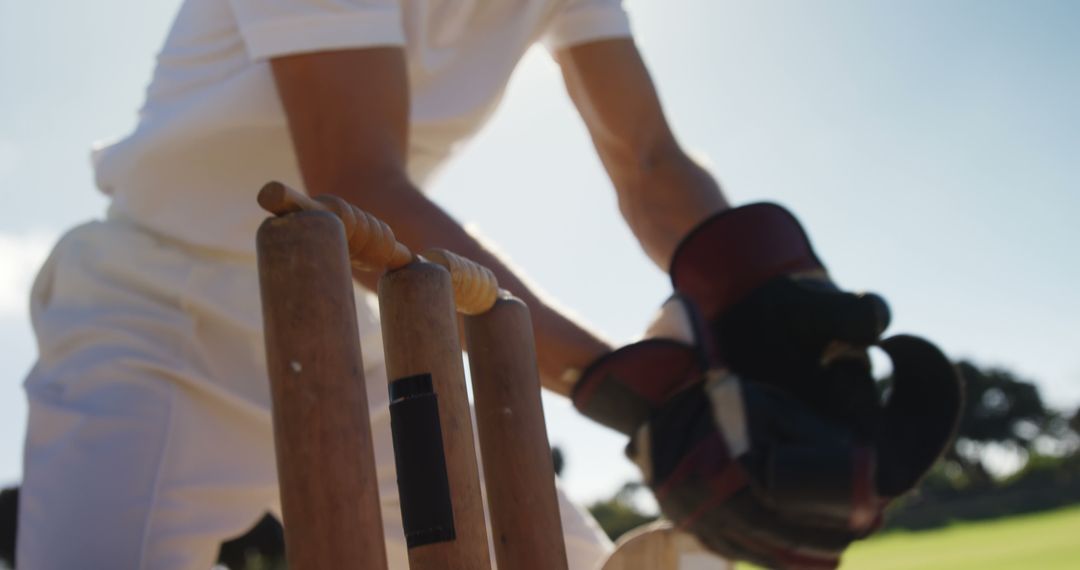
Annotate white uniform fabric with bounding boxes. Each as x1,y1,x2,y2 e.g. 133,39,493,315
21,0,632,567
19,217,612,569
93,0,632,255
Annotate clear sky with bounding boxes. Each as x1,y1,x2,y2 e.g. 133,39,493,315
1,0,1078,504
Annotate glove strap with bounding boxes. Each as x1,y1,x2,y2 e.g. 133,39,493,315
572,339,703,435
670,203,825,319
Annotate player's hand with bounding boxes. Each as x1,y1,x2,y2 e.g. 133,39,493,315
573,297,961,569
572,204,963,568
670,203,890,394
668,203,896,433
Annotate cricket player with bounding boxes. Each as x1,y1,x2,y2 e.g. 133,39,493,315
17,0,962,568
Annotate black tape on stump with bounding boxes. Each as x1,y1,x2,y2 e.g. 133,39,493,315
389,373,456,548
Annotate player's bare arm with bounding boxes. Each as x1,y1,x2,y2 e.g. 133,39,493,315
555,39,961,568
556,38,730,269
270,47,611,396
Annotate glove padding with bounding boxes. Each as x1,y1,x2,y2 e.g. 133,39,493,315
666,202,963,495
670,204,891,416
574,203,963,568
574,321,961,569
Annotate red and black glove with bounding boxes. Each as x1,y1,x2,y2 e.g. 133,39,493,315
572,204,963,569
670,204,890,415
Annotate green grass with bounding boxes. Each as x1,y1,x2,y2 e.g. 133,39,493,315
740,504,1080,569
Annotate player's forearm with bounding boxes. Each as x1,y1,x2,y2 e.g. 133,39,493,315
336,176,612,397
293,164,614,398
557,39,729,269
272,47,609,396
604,141,729,270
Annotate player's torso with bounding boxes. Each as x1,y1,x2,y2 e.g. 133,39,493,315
95,0,565,253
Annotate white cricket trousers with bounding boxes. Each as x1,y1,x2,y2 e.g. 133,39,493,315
17,216,612,569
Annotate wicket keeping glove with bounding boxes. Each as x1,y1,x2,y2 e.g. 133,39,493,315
572,204,963,569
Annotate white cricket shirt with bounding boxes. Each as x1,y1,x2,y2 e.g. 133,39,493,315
92,0,632,253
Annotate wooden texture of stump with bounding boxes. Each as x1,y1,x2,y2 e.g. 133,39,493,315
257,211,388,570
465,295,570,570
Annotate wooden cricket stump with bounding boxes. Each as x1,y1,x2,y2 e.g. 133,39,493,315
257,182,569,570
379,259,493,569
256,210,388,570
465,294,569,569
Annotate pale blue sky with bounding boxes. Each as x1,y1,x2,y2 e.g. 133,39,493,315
1,0,1078,503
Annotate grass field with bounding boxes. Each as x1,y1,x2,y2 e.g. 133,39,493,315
742,504,1080,569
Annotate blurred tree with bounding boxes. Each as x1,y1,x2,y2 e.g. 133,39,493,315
0,487,14,569
1071,407,1080,434
217,514,285,570
943,361,1071,487
550,445,657,540
587,482,658,541
552,445,565,477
